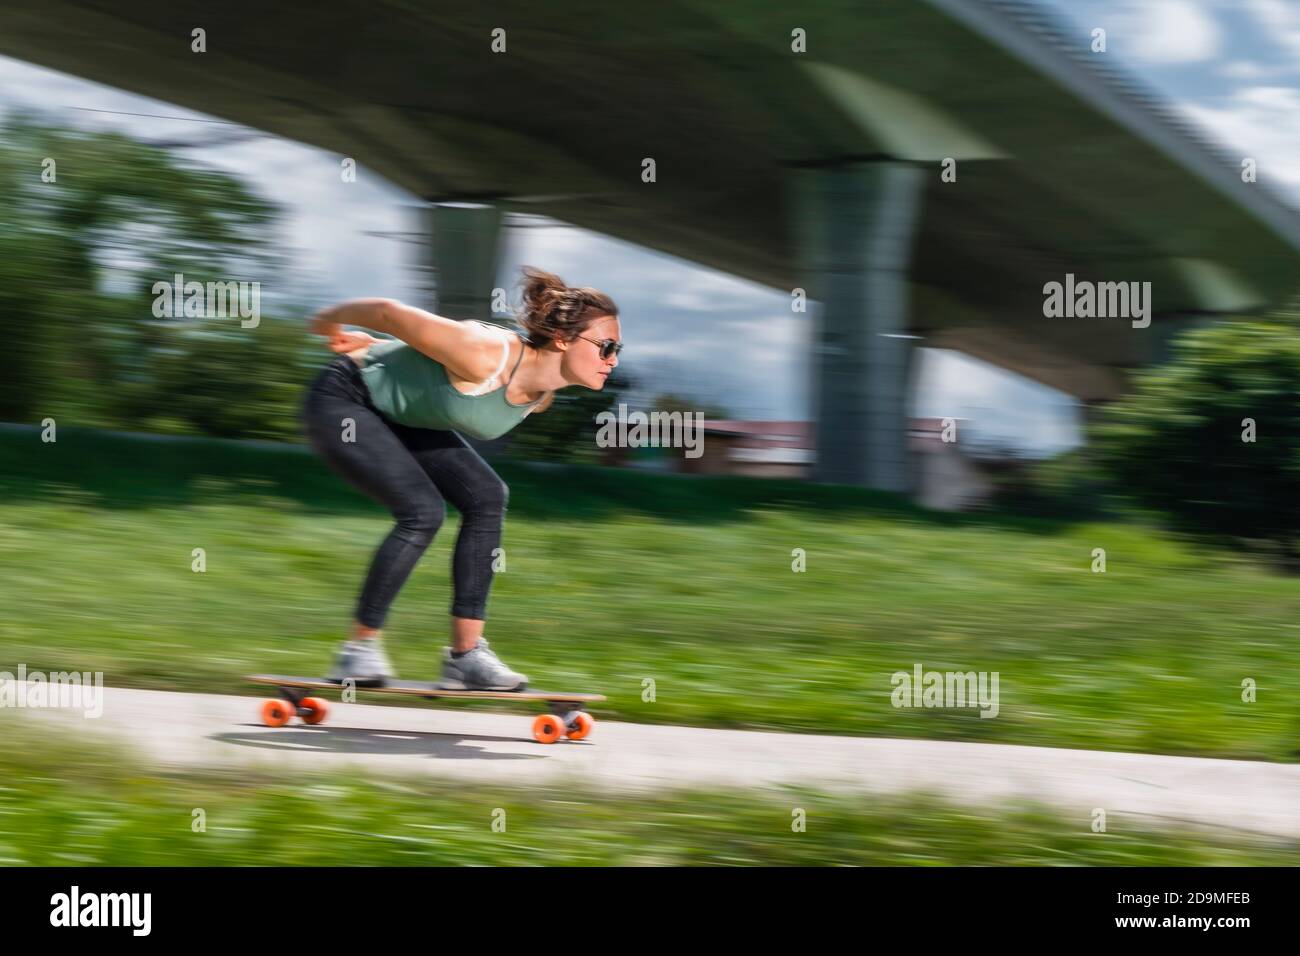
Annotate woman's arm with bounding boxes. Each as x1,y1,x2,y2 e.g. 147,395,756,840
309,298,391,336
311,298,499,381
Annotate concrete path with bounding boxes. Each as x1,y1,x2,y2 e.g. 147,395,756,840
5,682,1298,839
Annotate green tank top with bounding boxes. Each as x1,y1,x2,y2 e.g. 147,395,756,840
358,322,541,440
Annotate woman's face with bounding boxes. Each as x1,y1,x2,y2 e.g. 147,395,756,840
561,314,621,389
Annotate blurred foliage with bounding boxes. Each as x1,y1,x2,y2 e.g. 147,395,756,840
0,113,636,446
1094,308,1300,569
505,383,732,465
505,369,636,463
987,450,1114,521
0,112,317,440
653,390,731,421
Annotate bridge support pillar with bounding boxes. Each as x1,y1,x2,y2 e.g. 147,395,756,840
791,162,924,492
425,201,505,322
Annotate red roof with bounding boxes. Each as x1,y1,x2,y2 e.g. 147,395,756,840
702,420,812,443
701,418,967,450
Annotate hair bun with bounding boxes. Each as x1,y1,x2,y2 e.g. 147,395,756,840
516,265,619,347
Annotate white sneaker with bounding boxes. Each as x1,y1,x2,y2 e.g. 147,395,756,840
437,639,527,691
327,638,395,686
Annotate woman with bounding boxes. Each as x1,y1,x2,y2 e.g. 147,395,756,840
301,267,622,690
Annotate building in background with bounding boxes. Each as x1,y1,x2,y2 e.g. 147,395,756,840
677,421,813,480
599,416,1000,511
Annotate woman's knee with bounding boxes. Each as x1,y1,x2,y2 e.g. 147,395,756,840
395,497,446,544
472,477,509,517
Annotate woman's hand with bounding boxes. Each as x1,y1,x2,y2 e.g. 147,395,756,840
326,328,382,354
309,306,383,353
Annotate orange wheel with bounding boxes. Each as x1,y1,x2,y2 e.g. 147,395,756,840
565,712,594,741
300,697,329,725
532,713,563,744
261,698,293,728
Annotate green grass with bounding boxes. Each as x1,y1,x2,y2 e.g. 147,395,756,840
0,720,1293,866
1,426,1299,760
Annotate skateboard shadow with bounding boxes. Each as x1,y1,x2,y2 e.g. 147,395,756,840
212,725,549,760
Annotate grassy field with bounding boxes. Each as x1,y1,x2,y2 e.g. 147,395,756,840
1,426,1298,760
0,720,1293,866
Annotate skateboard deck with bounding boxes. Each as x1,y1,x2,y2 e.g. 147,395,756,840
247,674,605,744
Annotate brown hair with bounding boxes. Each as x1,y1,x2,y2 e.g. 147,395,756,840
515,266,618,349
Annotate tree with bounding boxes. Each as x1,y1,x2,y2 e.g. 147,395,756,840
0,112,309,438
1094,309,1300,569
649,391,731,422
504,369,637,464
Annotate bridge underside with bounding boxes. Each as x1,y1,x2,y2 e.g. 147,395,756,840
3,0,1297,487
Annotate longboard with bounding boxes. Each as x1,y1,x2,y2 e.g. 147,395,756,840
247,674,605,744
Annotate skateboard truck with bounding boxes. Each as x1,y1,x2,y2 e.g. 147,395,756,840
275,685,309,709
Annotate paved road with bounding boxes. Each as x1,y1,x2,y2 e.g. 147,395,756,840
6,682,1298,839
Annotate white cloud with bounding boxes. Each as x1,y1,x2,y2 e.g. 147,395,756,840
1110,0,1221,64
1235,84,1300,110
1218,60,1268,80
1179,87,1300,195
1243,0,1300,61
659,269,772,312
914,349,1082,456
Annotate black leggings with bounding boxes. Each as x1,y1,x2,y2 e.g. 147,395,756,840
300,355,509,628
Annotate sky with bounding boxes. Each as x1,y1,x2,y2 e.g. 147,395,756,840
0,0,1294,456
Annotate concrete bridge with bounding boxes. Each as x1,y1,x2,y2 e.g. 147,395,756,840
4,0,1297,488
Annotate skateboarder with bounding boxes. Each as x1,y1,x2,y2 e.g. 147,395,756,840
301,267,622,690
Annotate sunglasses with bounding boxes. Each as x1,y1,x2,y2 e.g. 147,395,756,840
576,334,623,360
